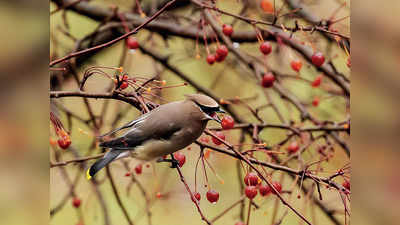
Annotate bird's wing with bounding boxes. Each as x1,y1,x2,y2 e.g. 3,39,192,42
97,113,150,138
99,129,148,149
99,104,183,150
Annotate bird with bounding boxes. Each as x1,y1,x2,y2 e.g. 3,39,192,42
87,94,225,179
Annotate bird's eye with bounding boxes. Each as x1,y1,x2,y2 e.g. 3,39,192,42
196,102,219,114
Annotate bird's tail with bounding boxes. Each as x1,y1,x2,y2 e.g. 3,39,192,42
86,150,122,180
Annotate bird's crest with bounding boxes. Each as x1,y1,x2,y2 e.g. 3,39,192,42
185,94,219,108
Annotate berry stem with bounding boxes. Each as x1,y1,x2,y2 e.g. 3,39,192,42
246,199,252,225
173,156,212,224
204,157,225,184
195,19,201,58
202,20,211,55
201,151,210,190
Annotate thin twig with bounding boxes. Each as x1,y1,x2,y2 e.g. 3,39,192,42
49,0,177,67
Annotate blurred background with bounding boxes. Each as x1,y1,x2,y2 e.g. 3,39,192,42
0,1,48,225
0,0,398,224
48,0,350,225
352,1,400,225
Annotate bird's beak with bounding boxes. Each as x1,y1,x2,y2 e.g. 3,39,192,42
207,112,222,123
216,109,226,113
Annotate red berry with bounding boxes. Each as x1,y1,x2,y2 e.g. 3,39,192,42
235,222,246,225
122,75,129,81
211,131,225,145
125,172,131,177
206,190,219,203
342,180,350,191
206,54,216,65
72,197,81,208
271,182,282,194
287,142,299,154
260,0,274,13
290,60,302,72
174,152,186,167
347,58,351,68
214,53,225,62
200,137,209,143
119,81,129,89
221,115,235,130
259,41,272,55
244,172,259,186
312,96,320,107
135,164,142,174
245,186,258,199
58,138,71,149
261,72,275,88
194,192,201,201
311,52,325,67
259,184,271,196
311,75,323,87
216,45,228,58
126,37,139,49
222,24,234,37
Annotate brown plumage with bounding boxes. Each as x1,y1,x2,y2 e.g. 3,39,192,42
87,94,224,179
185,94,219,108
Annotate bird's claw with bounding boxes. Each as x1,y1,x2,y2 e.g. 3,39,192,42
156,157,179,168
170,159,179,168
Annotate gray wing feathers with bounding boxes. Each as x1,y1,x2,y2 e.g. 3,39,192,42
99,102,184,149
98,113,149,138
99,129,147,149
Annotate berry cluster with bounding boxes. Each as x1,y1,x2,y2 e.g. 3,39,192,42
243,172,282,199
50,113,72,150
206,45,229,65
115,74,129,90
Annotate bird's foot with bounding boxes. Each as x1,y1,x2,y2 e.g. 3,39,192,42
170,159,179,168
156,157,179,168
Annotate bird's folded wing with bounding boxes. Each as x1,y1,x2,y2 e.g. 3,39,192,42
99,116,182,150
97,113,150,138
99,130,147,149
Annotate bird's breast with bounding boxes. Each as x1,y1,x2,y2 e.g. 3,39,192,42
132,139,172,161
132,121,206,161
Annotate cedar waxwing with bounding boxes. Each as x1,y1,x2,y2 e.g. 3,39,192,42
87,94,225,179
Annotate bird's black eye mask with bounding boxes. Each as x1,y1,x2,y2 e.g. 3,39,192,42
195,102,222,114
195,102,225,123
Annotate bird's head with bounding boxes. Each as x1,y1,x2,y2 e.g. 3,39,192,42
185,94,225,123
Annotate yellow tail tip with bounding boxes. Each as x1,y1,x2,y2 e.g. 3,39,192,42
86,168,92,180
